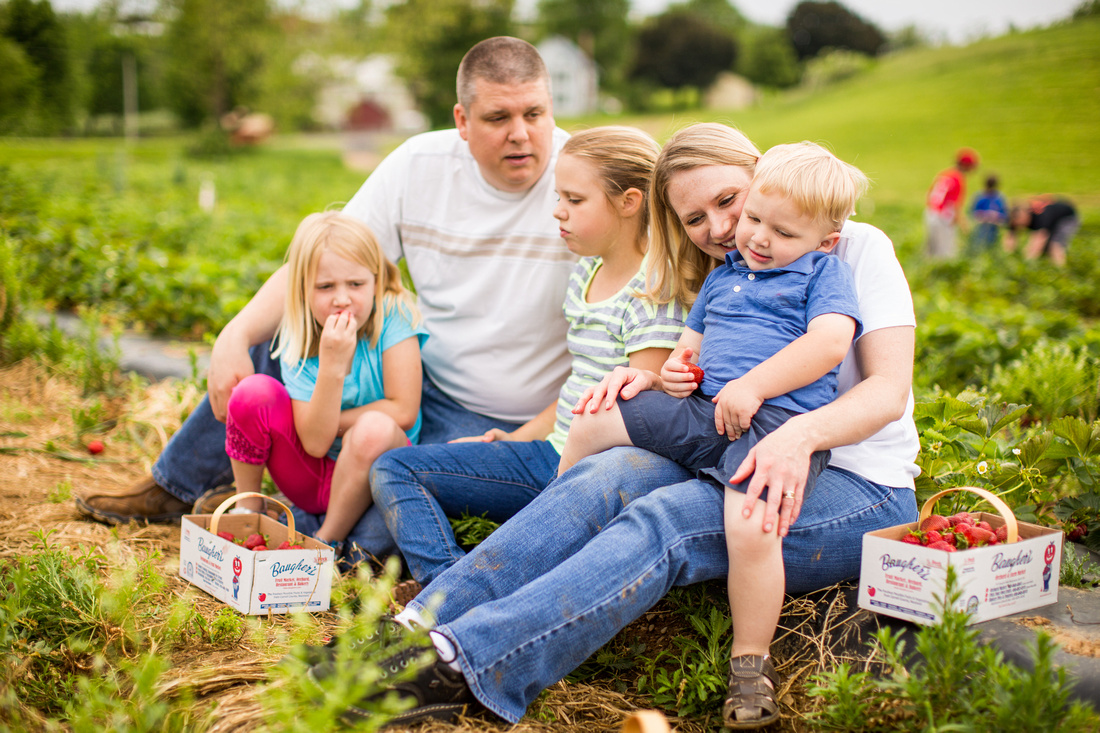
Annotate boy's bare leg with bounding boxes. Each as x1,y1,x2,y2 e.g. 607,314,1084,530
557,402,634,475
316,412,408,544
725,489,785,659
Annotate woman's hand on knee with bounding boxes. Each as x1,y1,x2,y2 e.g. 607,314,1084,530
731,432,812,537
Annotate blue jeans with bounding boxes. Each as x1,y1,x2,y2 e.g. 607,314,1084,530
407,447,918,723
152,341,521,560
370,439,561,585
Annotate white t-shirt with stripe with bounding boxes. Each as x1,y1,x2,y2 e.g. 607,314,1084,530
343,127,576,423
546,257,687,455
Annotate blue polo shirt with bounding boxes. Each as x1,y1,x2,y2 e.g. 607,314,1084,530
685,250,862,414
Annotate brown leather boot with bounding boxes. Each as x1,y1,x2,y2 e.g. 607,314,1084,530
76,475,191,524
191,485,238,514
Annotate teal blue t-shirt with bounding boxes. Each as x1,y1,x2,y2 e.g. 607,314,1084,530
281,303,428,458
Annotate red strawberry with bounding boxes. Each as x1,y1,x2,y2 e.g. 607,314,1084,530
1068,522,1088,542
927,540,956,552
948,512,972,527
995,525,1009,543
962,525,996,547
919,515,950,533
901,532,922,545
217,531,235,542
243,533,266,550
686,363,705,384
924,529,944,545
277,540,292,550
253,545,269,552
288,544,303,549
86,440,105,455
976,520,993,532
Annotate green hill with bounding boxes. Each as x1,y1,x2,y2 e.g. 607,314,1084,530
585,17,1100,215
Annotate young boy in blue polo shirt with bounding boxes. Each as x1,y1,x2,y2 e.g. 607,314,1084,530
559,141,866,729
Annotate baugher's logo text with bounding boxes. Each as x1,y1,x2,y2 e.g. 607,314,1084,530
271,559,317,577
991,549,1033,571
197,537,225,562
880,554,931,580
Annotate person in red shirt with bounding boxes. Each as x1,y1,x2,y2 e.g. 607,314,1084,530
924,148,979,259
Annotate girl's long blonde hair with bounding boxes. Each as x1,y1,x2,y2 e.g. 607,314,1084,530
271,211,419,366
646,123,760,308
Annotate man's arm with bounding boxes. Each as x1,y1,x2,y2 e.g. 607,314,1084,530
208,265,288,422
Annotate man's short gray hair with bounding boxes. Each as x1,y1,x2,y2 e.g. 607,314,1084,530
456,36,550,109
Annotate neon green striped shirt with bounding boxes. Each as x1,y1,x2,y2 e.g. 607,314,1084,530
546,257,687,455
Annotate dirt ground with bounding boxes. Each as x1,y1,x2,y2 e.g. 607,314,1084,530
0,359,824,732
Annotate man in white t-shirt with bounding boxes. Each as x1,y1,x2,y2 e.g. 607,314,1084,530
76,38,576,550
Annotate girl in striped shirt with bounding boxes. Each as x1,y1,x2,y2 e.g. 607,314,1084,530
368,126,688,585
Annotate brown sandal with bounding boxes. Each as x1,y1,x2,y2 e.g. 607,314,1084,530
723,654,780,729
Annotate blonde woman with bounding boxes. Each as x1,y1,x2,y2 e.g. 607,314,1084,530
224,212,426,551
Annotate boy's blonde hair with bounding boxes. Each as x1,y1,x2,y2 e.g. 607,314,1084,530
561,126,660,239
751,142,869,232
271,211,419,366
647,123,760,308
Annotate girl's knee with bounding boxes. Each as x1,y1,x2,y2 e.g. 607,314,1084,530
345,412,403,458
228,374,289,416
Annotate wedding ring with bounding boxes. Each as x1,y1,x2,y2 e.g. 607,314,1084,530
782,490,796,500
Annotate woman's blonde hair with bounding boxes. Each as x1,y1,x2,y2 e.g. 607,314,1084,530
271,211,419,366
561,126,660,247
646,123,760,308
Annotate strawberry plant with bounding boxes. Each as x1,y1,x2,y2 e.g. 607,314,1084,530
807,567,1099,731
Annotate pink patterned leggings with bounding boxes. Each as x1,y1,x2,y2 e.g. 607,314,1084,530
225,374,335,514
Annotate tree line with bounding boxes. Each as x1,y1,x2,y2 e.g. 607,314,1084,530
0,0,905,136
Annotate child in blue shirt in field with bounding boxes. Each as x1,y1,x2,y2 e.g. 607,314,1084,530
559,141,866,728
969,174,1008,251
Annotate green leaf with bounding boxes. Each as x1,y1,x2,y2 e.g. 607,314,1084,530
1051,417,1100,459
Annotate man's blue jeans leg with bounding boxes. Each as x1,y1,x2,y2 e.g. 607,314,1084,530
417,374,523,444
152,343,282,504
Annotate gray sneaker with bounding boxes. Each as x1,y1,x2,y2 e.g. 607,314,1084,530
309,644,478,727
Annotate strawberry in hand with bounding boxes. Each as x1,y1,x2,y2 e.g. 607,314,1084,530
660,347,705,399
686,362,705,385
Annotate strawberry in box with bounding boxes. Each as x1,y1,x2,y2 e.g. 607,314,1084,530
858,487,1063,625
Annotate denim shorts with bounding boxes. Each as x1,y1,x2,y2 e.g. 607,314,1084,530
617,390,830,500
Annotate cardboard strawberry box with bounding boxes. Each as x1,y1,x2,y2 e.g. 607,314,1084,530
178,492,335,615
858,487,1063,625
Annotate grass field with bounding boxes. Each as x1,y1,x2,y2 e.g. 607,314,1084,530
573,16,1100,211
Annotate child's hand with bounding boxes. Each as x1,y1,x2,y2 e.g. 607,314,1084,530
660,348,701,399
573,367,658,414
318,311,358,376
449,428,514,443
712,378,763,440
